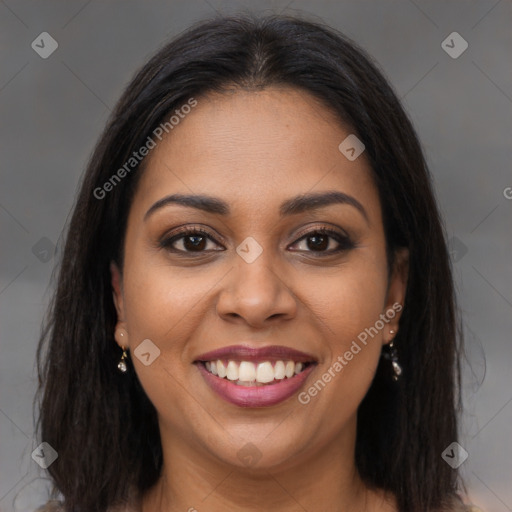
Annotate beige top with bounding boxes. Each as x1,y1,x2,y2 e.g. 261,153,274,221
36,500,139,512
36,500,483,512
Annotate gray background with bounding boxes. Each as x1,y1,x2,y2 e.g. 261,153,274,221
1,1,511,510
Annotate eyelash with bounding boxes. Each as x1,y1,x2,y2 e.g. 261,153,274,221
159,225,356,257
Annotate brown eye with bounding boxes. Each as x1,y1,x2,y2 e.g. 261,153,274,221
290,228,355,255
305,233,330,251
182,234,207,251
159,228,223,254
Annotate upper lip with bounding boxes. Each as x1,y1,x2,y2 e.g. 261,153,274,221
195,344,317,363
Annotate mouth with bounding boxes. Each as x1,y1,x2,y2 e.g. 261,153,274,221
194,345,318,407
198,359,314,386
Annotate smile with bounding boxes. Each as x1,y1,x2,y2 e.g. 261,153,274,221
194,344,318,407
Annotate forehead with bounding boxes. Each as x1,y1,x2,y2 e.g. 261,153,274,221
133,87,380,220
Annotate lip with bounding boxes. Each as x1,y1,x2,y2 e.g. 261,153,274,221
196,361,317,407
194,344,317,364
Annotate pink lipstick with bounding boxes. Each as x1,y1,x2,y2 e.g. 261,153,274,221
195,344,317,407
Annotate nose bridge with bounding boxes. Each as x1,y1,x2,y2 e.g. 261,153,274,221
237,249,281,298
216,243,297,326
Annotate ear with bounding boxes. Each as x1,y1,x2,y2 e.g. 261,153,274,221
110,261,128,349
382,247,409,345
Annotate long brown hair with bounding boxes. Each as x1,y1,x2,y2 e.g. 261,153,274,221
37,14,464,512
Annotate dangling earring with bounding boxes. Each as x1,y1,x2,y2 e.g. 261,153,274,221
118,347,128,373
384,329,402,381
116,328,128,373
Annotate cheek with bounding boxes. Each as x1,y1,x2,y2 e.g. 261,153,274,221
120,259,211,428
297,253,388,413
308,253,389,341
122,257,219,341
120,254,225,403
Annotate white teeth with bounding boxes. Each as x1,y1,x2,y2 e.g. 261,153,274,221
238,361,256,381
217,360,226,378
226,361,239,381
204,359,310,384
274,360,285,380
256,362,275,383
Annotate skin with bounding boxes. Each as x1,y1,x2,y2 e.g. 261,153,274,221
111,87,409,512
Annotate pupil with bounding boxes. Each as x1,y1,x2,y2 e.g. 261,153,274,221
308,235,328,251
184,235,206,251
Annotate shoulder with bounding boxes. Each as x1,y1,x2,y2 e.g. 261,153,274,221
36,487,141,512
36,501,139,512
445,499,484,512
35,502,64,512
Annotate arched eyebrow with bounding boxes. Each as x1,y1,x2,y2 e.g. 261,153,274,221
144,194,228,220
279,191,368,223
144,191,368,224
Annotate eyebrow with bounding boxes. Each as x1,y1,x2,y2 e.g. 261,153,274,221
144,191,369,223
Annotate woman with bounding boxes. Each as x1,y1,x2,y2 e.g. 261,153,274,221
36,13,475,512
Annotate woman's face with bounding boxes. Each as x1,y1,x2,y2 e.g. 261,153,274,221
112,87,407,471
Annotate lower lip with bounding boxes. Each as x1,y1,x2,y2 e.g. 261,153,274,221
196,362,316,407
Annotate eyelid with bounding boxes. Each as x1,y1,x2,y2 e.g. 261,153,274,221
291,223,350,243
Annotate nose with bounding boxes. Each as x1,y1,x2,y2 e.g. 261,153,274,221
216,254,298,328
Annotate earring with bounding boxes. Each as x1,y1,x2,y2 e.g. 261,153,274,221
118,347,128,373
383,329,402,381
115,328,128,373
387,340,402,381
